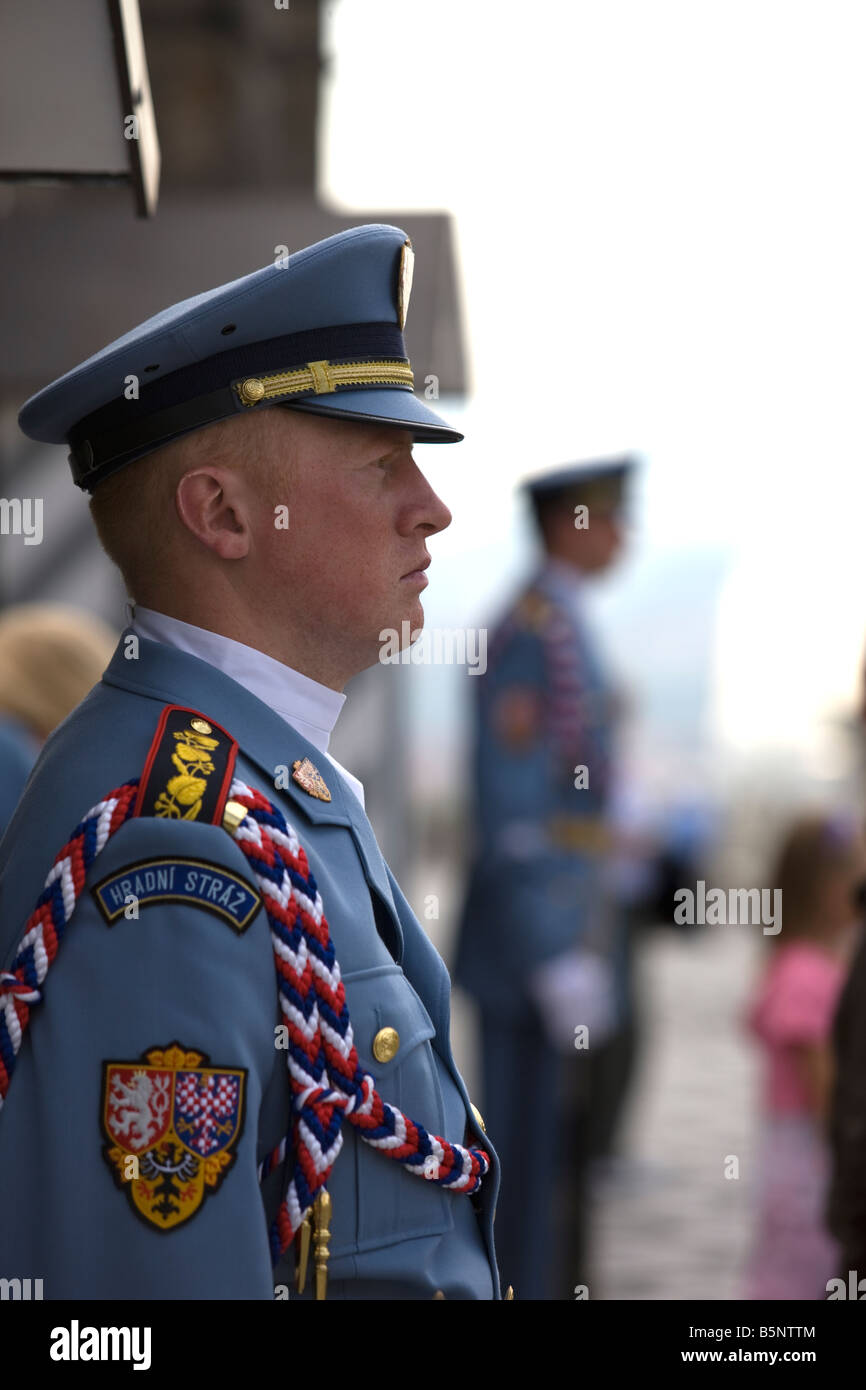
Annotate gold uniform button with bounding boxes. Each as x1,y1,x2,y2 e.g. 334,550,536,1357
222,799,248,832
372,1026,400,1063
470,1103,486,1133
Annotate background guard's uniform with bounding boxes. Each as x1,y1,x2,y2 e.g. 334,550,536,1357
455,555,630,1299
0,632,500,1299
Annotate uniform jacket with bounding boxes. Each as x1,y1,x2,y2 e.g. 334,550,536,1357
454,561,625,1019
0,631,500,1300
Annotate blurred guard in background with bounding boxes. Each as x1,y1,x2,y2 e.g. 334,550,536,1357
455,457,636,1298
0,605,115,836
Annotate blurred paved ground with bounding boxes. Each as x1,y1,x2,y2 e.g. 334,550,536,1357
587,925,762,1301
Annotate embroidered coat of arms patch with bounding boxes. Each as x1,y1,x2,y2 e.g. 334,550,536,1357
101,1042,246,1231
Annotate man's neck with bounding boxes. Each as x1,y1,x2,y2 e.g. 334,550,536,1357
130,604,346,737
130,600,352,692
543,546,589,577
541,552,586,586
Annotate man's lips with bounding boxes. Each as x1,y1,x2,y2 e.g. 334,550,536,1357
400,556,431,582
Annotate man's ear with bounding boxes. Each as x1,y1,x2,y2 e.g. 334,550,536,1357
175,468,251,560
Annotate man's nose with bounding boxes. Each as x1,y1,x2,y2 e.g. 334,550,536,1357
406,462,453,535
425,486,453,535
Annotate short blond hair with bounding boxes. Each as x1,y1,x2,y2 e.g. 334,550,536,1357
89,409,293,600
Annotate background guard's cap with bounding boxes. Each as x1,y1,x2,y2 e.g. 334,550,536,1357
18,223,463,493
522,454,637,517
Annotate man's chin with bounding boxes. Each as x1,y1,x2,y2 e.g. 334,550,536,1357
372,599,425,663
396,597,425,644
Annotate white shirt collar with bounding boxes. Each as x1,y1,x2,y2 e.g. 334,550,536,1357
539,554,584,594
533,555,587,630
129,605,365,808
537,555,584,606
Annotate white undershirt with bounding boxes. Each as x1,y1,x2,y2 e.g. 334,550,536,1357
538,554,584,625
129,604,366,809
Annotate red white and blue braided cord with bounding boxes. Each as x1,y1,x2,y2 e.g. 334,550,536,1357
0,781,140,1105
226,778,488,1261
0,776,489,1265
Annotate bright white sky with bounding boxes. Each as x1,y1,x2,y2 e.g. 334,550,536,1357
320,0,866,794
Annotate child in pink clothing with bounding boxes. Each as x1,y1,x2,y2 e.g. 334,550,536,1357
742,814,864,1300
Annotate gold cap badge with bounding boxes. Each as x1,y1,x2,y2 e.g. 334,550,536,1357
291,757,331,802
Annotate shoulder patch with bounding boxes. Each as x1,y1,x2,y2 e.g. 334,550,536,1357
515,590,553,633
134,706,238,825
101,1042,246,1232
493,687,544,751
91,856,262,932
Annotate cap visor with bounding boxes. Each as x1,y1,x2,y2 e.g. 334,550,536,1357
279,388,463,443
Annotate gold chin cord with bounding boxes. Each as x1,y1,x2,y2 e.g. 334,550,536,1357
293,1189,332,1299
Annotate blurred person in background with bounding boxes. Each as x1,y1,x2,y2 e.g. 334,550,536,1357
742,814,865,1300
826,856,866,1288
0,604,115,836
827,634,866,1288
454,456,637,1299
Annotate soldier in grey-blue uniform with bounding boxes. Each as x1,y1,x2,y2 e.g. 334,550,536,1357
454,458,635,1299
0,225,502,1299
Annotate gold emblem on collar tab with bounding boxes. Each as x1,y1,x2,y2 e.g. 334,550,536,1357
292,757,332,802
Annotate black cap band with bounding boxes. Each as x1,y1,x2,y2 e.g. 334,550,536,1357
69,320,407,491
